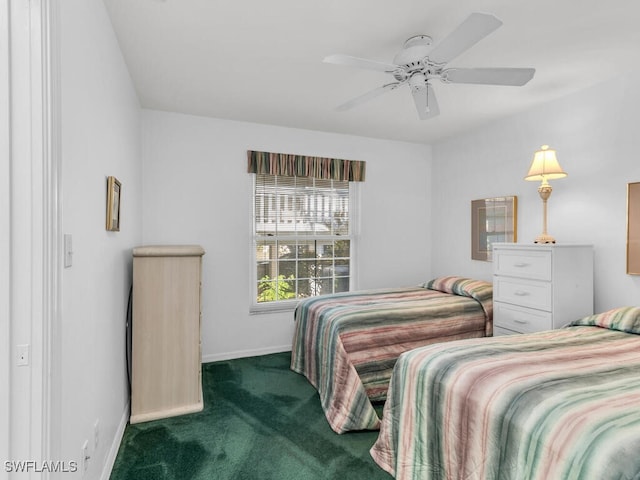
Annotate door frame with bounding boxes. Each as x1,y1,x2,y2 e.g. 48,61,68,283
0,0,11,467
4,0,60,475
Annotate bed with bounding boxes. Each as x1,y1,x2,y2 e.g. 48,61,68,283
290,276,493,434
370,306,640,480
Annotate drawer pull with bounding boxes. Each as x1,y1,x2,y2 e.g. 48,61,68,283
513,262,530,267
513,291,529,296
514,319,529,325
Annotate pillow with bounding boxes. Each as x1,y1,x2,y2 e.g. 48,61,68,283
423,276,492,300
424,276,493,324
424,276,494,335
570,306,640,335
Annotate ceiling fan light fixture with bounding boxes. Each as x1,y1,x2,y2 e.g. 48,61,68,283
409,73,427,91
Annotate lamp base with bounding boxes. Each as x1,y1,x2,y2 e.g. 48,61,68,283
534,233,556,244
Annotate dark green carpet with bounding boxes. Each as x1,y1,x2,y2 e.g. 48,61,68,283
110,352,391,479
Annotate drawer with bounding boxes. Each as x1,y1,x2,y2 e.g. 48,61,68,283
494,302,553,333
493,325,519,336
494,249,552,281
494,277,552,311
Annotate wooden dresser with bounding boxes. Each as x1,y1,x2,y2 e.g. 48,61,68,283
492,243,593,335
130,245,205,423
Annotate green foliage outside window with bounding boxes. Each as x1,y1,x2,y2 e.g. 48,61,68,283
257,274,296,302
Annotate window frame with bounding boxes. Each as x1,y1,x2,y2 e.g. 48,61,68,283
249,173,360,314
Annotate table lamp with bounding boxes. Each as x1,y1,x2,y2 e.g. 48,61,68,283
524,145,567,244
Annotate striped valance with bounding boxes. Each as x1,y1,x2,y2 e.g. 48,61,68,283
247,150,366,182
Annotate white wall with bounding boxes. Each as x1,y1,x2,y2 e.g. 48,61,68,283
59,0,141,478
141,110,432,361
431,71,640,312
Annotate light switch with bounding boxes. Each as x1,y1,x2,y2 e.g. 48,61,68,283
64,234,73,268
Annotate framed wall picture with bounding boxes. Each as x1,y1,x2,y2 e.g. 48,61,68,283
627,182,640,274
106,176,121,231
471,196,517,261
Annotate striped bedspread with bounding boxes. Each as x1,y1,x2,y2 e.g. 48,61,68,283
371,307,640,480
290,277,492,434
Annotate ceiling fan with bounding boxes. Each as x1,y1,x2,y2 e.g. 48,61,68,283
324,12,535,119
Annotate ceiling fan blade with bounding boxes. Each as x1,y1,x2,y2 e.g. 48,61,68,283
428,12,503,65
324,54,398,73
444,67,535,86
411,83,439,120
335,83,400,111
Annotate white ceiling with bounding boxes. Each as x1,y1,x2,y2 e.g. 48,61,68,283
103,0,640,145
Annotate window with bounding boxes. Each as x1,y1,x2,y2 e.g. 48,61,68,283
253,174,356,308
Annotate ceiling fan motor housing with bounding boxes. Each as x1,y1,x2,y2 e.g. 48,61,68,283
393,34,432,66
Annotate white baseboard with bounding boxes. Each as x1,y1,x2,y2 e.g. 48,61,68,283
202,345,291,363
100,401,129,480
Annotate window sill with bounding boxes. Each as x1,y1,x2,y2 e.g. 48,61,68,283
249,300,300,316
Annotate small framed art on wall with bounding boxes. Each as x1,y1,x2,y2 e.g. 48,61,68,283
106,176,121,232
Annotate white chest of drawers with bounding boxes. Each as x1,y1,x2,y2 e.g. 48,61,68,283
492,243,594,335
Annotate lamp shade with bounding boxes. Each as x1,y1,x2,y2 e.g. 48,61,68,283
524,145,567,181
